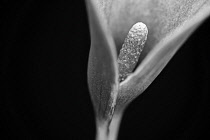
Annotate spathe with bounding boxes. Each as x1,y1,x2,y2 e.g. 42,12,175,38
86,0,210,140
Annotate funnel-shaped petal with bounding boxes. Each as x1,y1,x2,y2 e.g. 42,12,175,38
86,0,210,139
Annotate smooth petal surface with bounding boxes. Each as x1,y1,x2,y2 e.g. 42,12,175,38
96,0,210,53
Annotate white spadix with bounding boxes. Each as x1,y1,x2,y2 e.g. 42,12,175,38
118,22,148,82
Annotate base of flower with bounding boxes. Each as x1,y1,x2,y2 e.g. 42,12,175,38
96,114,122,140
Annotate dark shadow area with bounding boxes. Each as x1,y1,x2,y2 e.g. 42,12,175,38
1,1,95,139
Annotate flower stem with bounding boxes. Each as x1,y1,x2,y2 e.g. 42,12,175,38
96,114,123,140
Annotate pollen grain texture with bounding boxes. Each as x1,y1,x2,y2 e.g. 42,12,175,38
118,22,148,82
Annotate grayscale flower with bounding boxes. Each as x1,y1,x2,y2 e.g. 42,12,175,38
86,0,210,140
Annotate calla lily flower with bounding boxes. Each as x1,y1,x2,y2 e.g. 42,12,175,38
86,0,210,140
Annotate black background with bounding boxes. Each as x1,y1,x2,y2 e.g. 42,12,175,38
1,0,210,140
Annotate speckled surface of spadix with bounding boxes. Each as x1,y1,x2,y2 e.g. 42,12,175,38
86,0,210,140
